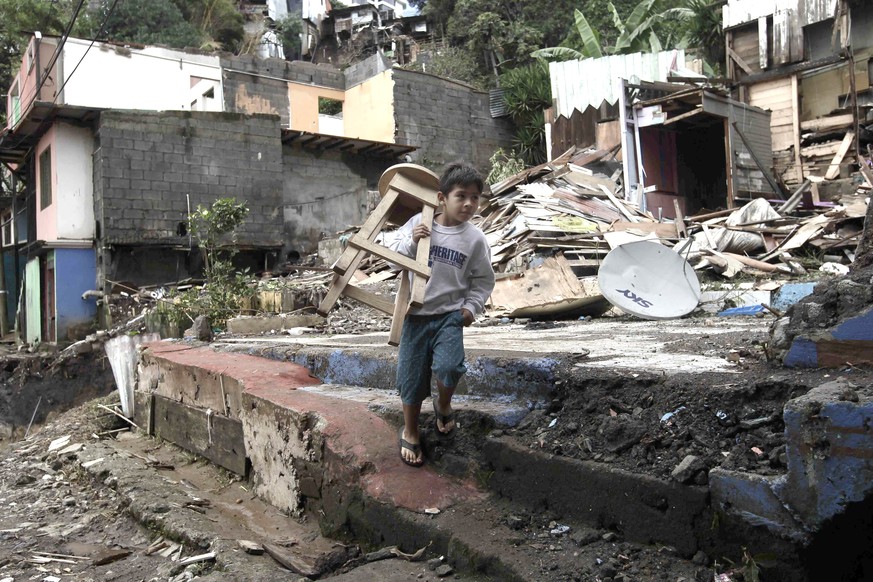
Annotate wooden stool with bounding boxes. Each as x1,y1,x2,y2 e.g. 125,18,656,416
317,164,440,345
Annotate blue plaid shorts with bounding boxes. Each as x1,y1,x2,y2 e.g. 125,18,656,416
396,310,467,405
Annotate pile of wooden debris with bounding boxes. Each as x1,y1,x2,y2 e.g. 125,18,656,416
270,145,871,320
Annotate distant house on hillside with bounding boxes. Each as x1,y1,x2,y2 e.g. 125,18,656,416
0,33,512,344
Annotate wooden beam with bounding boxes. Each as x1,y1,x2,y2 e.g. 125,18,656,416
777,179,811,214
791,74,803,183
348,235,431,278
663,106,704,126
152,395,247,476
800,113,854,132
824,131,854,180
728,46,754,75
673,199,687,238
388,269,410,347
410,204,434,308
333,189,398,276
340,284,395,315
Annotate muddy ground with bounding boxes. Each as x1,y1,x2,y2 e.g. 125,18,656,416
504,322,873,484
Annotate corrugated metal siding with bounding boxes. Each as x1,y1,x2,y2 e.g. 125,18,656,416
489,88,508,118
723,0,838,30
703,93,774,196
732,105,775,195
550,50,685,117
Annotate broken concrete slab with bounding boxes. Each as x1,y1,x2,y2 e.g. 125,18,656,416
783,305,873,368
710,378,873,544
226,314,325,335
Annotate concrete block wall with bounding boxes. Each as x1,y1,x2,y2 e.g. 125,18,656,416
392,69,515,172
222,55,345,126
345,53,392,88
94,110,284,248
282,144,391,254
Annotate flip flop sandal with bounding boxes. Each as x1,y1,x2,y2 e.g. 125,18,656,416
399,427,424,467
432,400,457,438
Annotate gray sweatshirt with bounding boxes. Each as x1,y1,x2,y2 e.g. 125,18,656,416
388,213,495,317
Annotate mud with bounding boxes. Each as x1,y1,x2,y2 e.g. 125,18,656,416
0,349,116,440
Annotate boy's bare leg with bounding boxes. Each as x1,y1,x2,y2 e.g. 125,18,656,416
401,402,423,465
434,381,456,434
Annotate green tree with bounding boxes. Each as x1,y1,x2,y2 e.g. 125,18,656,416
444,0,542,76
184,197,254,328
673,0,726,73
88,0,202,49
274,15,303,60
172,0,245,53
533,1,686,61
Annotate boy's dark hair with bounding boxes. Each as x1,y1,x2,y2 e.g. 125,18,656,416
439,162,484,195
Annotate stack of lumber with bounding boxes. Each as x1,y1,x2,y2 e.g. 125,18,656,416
799,110,869,180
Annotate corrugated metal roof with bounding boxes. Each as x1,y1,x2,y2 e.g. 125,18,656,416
722,0,838,30
550,50,686,118
489,88,509,118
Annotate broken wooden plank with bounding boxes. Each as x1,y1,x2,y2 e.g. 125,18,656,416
489,255,609,318
824,131,854,180
178,551,216,566
92,549,132,566
673,200,688,238
600,185,637,223
800,113,854,132
239,540,264,555
776,179,811,214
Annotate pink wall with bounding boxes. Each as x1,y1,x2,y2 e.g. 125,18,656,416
6,36,57,130
35,126,58,242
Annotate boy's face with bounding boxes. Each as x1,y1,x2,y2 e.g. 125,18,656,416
438,184,481,226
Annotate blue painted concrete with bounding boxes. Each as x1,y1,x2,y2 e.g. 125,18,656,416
771,282,816,312
712,380,873,541
784,306,873,368
832,307,873,341
54,248,97,341
783,337,819,368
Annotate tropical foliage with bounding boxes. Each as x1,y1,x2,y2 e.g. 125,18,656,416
499,60,551,165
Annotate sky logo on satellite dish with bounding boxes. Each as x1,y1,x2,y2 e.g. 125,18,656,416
616,289,653,309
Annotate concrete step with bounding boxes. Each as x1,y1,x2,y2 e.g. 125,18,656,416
133,342,715,580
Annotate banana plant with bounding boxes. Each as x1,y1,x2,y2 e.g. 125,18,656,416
532,1,689,62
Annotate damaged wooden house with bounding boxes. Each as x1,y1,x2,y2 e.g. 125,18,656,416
723,0,872,186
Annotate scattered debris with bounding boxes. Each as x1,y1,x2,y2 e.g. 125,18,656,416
178,551,216,566
238,540,264,555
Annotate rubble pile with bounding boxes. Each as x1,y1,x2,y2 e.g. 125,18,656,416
473,147,871,281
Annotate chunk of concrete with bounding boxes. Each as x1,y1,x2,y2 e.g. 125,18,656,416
226,314,325,335
671,455,706,484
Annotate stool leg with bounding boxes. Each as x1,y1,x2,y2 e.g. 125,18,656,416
333,189,398,276
410,204,434,308
388,270,411,347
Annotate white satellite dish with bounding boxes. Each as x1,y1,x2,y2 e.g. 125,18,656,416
598,240,701,320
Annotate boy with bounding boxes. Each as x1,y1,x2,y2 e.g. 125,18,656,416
388,162,495,467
